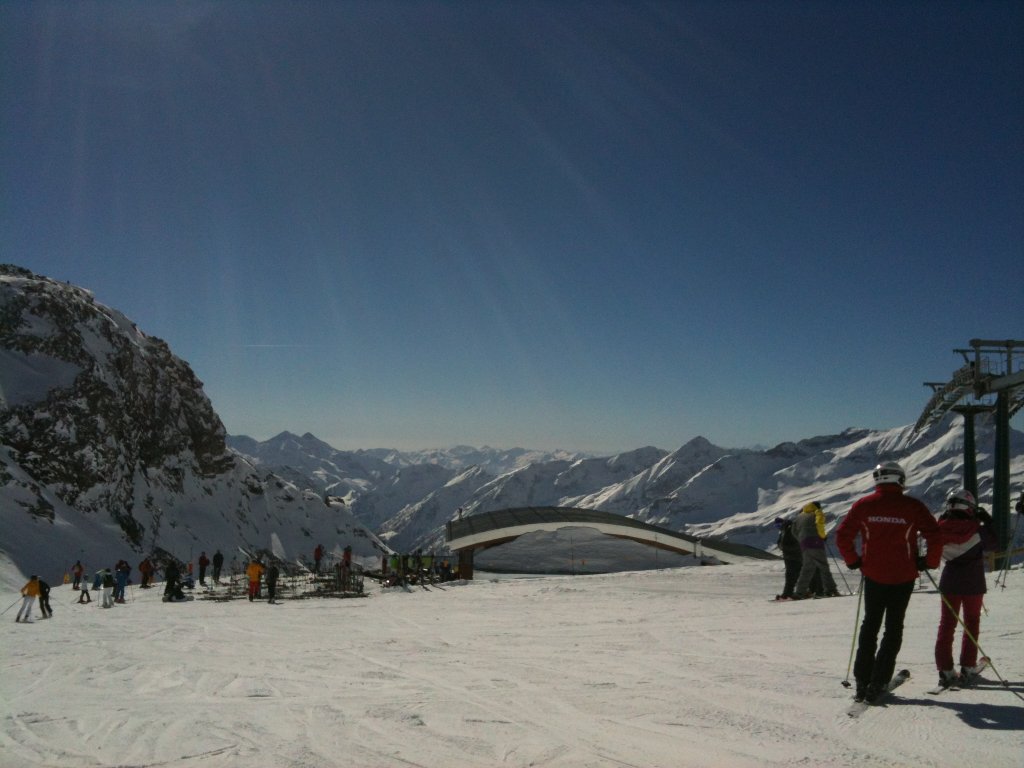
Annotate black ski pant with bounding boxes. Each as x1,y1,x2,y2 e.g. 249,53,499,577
854,577,915,690
781,558,801,598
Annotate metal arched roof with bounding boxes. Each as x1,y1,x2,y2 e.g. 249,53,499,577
446,507,777,564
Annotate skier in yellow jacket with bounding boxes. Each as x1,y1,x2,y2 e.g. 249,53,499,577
792,501,840,598
15,575,41,623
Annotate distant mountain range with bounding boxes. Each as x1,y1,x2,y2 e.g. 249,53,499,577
229,422,1024,557
2,264,1022,588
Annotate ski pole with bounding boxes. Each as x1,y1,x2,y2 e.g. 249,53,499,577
1,597,22,616
923,569,1024,703
841,576,865,689
994,500,1021,589
827,544,853,594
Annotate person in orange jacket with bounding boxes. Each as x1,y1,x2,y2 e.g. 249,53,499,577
245,560,264,602
16,575,41,623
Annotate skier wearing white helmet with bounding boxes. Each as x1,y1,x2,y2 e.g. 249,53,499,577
836,461,942,703
933,488,996,688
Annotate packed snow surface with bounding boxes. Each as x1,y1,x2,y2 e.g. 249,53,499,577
2,562,1022,767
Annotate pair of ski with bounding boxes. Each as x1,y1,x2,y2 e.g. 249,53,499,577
847,657,991,717
846,669,911,717
926,657,991,695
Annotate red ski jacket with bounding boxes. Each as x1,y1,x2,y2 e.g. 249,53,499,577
836,484,941,585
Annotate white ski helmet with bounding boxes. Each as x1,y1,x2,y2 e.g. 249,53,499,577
945,488,976,514
872,461,906,486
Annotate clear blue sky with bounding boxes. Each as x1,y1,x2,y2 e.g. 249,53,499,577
3,1,1022,454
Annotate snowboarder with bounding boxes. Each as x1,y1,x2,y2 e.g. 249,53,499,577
266,563,280,604
836,461,942,703
212,550,224,584
15,575,40,623
791,502,839,598
934,488,996,688
313,544,324,575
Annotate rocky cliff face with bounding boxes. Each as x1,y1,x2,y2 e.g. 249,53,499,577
1,265,233,542
0,265,386,585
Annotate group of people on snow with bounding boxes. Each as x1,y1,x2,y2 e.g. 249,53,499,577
14,575,51,622
776,460,1011,703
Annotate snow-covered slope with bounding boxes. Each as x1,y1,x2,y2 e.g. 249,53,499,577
3,563,1022,767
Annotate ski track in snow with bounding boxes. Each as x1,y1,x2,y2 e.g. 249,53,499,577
1,564,1022,768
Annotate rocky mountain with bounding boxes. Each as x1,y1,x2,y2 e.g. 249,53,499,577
0,265,388,590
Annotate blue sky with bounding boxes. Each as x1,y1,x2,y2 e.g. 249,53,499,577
3,1,1022,454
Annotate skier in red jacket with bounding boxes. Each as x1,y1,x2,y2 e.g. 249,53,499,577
836,461,942,703
198,551,211,586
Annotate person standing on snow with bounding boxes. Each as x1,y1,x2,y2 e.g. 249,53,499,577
246,559,264,602
71,560,84,590
38,579,53,618
15,575,41,623
836,461,942,703
774,517,803,600
101,569,116,608
114,560,130,603
198,551,211,586
791,501,840,599
313,544,324,574
212,550,224,584
933,489,996,688
138,557,154,588
340,545,352,592
265,563,280,604
78,572,92,604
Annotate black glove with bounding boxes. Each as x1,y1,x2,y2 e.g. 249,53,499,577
975,507,992,525
847,558,861,571
916,555,929,571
